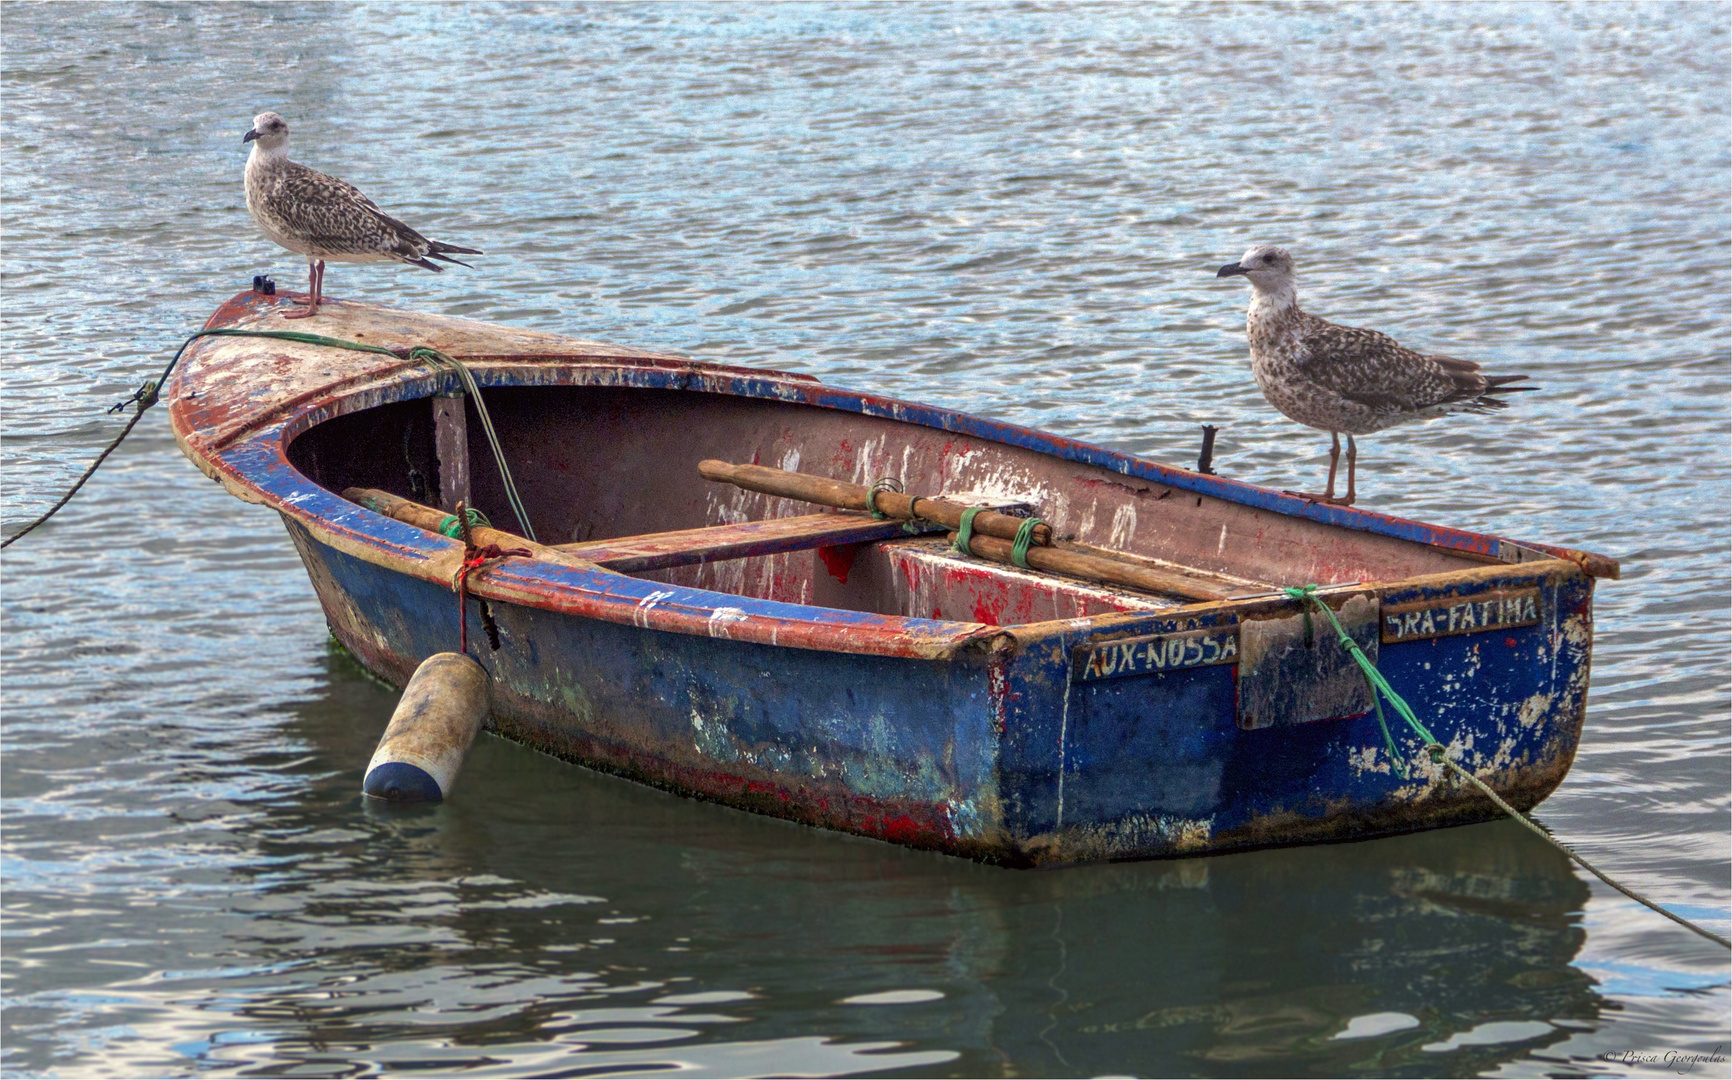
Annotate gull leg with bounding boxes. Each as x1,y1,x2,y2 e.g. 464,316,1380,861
1285,431,1353,504
1343,434,1358,506
283,259,324,319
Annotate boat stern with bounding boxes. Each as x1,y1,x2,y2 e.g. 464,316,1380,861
990,559,1596,865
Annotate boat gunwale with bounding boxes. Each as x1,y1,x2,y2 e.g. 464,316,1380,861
171,293,1614,660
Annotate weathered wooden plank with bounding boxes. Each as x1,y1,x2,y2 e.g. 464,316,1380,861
1237,593,1380,729
1381,587,1542,643
947,530,1238,602
432,393,470,513
555,512,935,572
877,538,1175,624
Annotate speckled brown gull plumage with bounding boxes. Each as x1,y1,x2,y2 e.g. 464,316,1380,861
242,112,481,319
1216,245,1532,505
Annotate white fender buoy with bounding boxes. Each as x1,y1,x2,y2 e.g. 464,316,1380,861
363,652,489,802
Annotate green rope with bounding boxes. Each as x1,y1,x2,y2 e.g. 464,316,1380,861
1010,517,1044,569
954,506,982,555
864,478,901,520
1284,585,1436,779
1283,583,1730,950
3,325,539,547
405,343,537,543
438,506,492,538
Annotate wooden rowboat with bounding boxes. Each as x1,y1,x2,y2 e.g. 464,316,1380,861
172,286,1618,866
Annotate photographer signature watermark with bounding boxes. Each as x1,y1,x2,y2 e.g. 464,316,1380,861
1599,1047,1727,1075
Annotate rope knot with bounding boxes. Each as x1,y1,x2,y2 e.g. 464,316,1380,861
451,543,532,591
451,542,532,654
107,379,159,415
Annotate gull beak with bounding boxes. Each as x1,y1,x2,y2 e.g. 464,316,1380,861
1216,262,1247,278
242,129,261,143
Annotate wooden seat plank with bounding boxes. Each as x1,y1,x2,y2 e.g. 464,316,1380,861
554,513,935,572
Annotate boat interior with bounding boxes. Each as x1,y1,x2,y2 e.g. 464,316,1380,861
285,383,1499,626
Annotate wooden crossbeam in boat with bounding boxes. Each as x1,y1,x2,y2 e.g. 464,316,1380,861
553,513,940,572
345,487,939,573
346,484,1256,602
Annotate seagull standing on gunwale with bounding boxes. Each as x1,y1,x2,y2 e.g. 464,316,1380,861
242,112,481,319
1216,245,1532,506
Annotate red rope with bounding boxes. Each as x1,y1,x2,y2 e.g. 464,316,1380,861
453,543,531,653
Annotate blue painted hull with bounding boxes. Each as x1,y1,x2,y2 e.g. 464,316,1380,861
284,523,1594,867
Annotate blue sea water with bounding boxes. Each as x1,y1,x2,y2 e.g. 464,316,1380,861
3,4,1727,1076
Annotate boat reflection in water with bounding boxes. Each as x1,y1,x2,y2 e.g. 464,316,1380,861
179,660,1601,1077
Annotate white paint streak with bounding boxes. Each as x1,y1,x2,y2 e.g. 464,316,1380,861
707,606,749,639
1109,504,1137,550
633,589,677,628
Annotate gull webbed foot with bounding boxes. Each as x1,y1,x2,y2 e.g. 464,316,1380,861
1282,489,1357,507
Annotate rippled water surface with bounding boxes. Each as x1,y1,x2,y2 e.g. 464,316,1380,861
3,3,1728,1076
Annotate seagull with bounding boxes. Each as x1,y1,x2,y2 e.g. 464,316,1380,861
242,112,481,319
1216,245,1532,505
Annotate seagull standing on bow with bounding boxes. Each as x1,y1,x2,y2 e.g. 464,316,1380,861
242,112,482,319
1216,245,1532,506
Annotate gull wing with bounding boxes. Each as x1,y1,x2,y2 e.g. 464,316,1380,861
262,161,438,265
1294,315,1522,415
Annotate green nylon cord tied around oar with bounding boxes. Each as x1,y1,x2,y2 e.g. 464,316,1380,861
865,477,902,521
1011,516,1044,569
2,324,539,548
954,506,982,555
1283,583,1730,950
438,506,493,538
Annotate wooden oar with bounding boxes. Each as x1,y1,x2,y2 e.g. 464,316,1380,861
344,488,600,571
699,460,1053,547
947,531,1236,602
